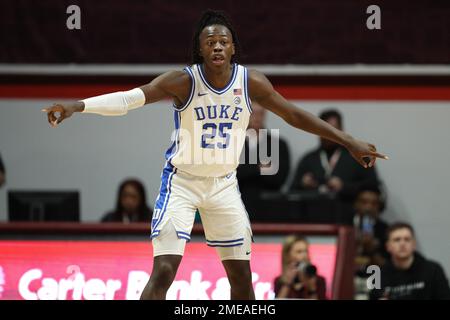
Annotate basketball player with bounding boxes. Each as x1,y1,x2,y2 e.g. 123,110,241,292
42,10,388,300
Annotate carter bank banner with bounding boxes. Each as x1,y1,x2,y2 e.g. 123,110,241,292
0,241,336,300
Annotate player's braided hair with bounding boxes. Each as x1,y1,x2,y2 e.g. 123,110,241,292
191,10,241,64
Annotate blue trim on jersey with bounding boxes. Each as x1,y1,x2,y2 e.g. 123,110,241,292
172,66,195,112
198,63,238,95
243,67,253,113
164,111,180,160
151,162,177,232
207,243,244,247
206,238,244,244
164,111,182,163
170,111,181,162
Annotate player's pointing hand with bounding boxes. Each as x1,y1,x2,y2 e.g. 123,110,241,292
346,138,389,168
41,102,83,127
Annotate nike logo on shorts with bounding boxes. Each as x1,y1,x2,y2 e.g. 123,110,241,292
198,92,208,96
246,251,251,255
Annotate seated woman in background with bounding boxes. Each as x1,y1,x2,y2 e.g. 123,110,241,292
274,234,327,300
101,178,153,223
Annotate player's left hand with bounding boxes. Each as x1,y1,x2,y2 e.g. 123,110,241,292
346,138,388,168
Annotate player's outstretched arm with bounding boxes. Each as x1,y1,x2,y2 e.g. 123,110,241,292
248,69,388,168
42,70,190,127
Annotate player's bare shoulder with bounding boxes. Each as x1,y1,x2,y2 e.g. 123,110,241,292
246,69,274,101
140,70,191,105
151,70,191,97
155,70,191,90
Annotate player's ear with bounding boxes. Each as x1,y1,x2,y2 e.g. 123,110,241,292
231,43,235,56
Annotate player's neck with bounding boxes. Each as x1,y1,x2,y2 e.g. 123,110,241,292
201,62,234,90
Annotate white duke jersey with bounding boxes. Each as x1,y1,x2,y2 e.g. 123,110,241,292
164,63,252,177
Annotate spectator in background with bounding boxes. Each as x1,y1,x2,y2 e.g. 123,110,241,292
353,184,389,299
274,235,327,300
101,178,153,223
354,184,389,268
370,222,450,300
0,153,5,188
237,102,290,213
290,109,380,200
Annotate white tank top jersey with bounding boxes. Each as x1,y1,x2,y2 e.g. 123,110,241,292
164,63,252,177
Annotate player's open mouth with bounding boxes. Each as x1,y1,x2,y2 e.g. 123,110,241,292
212,55,225,65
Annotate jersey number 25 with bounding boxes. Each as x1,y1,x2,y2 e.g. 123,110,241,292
201,122,232,149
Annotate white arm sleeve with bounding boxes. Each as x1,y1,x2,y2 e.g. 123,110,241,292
81,88,146,116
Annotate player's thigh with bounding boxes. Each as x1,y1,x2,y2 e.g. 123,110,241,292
200,192,253,260
152,220,191,258
151,195,198,256
151,167,200,256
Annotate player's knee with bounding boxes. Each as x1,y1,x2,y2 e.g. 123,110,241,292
152,261,178,287
226,263,252,286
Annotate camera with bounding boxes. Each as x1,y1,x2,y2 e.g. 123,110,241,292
297,262,317,278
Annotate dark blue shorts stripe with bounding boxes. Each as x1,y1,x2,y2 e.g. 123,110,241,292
206,238,244,244
176,231,191,237
177,235,191,242
207,243,244,247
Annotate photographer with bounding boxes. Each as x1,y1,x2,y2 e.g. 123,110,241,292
274,235,327,299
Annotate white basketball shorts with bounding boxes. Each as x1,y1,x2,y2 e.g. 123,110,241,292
150,161,254,261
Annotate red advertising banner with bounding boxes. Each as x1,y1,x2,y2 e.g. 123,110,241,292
0,240,336,300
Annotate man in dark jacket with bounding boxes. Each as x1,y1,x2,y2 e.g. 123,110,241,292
370,222,450,300
290,109,379,199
